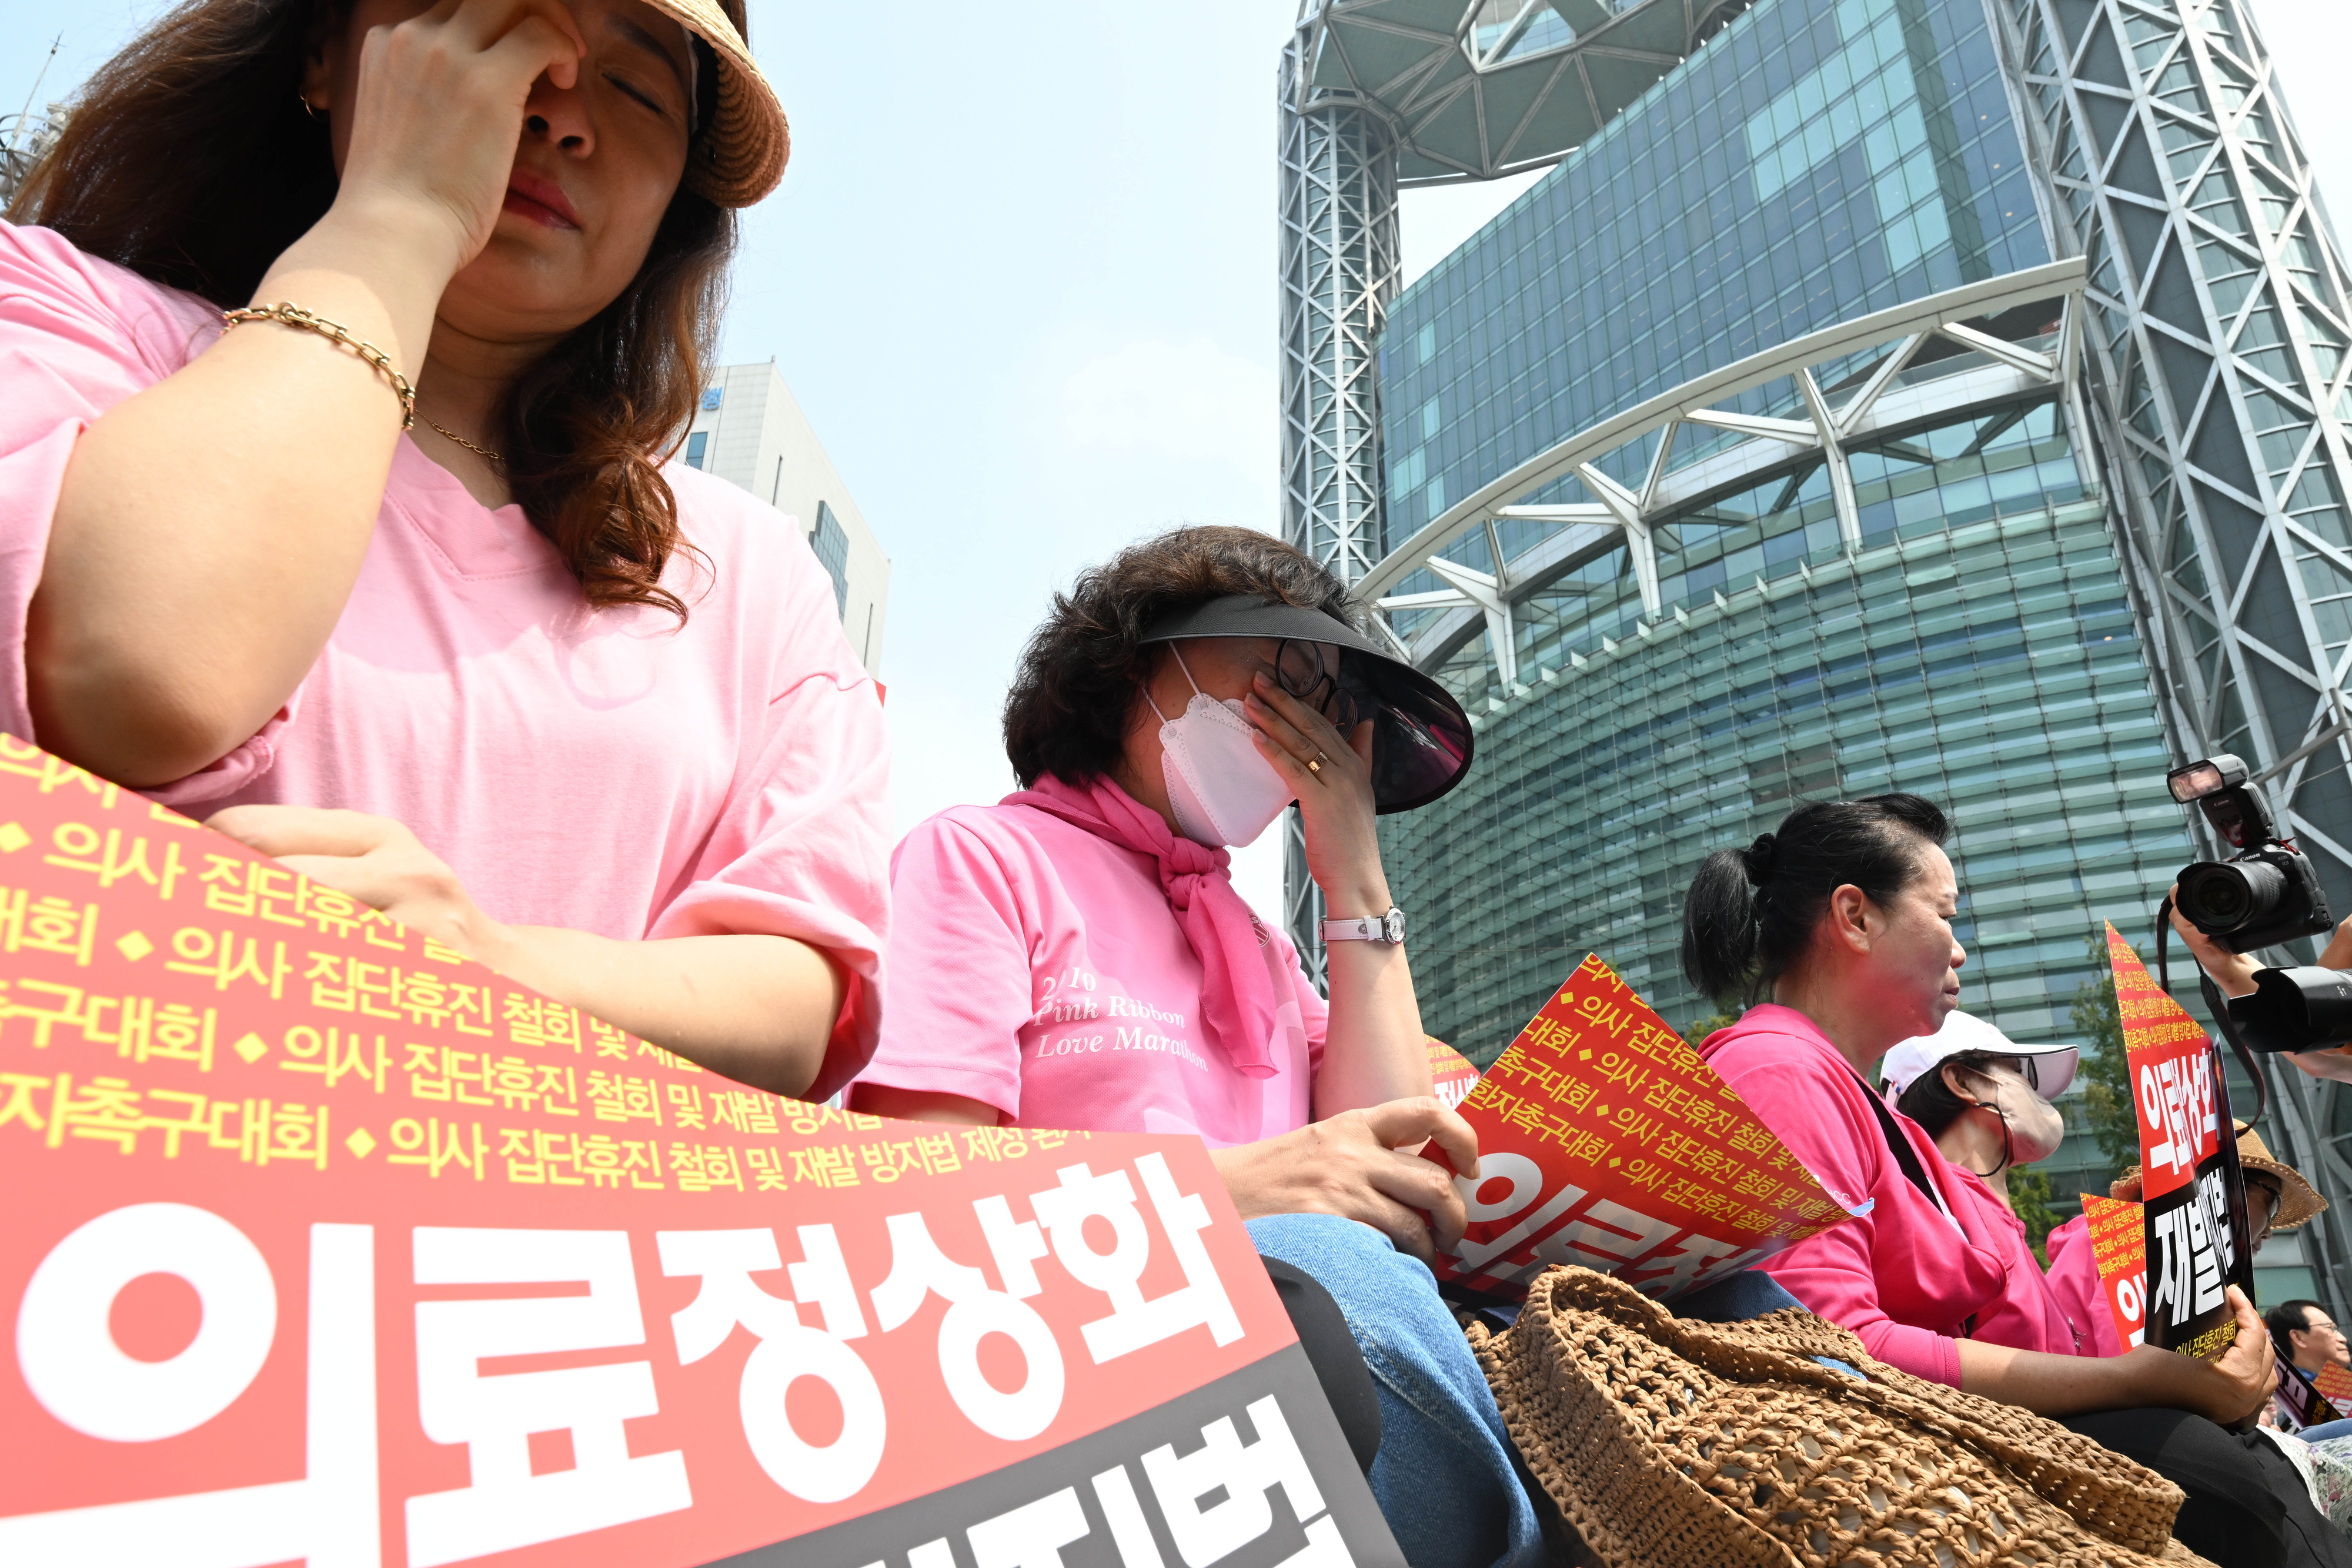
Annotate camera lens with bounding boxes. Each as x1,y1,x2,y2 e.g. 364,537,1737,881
2178,858,2286,934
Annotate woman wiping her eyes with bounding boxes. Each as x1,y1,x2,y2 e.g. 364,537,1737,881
0,0,887,1098
850,526,1552,1568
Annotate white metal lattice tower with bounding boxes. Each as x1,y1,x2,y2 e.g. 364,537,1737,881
1984,0,2352,1317
1279,27,1401,982
1275,0,1747,977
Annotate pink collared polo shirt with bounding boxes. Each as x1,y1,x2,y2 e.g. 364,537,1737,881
1699,1004,2084,1385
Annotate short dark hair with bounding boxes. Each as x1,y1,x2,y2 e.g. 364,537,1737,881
1680,795,1952,1002
1003,526,1355,788
2267,1299,2325,1349
1894,1049,2012,1139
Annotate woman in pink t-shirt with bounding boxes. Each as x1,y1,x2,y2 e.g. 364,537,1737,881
853,526,1547,1568
1,1,886,1097
1686,795,2348,1568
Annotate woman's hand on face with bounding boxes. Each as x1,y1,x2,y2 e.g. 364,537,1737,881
1208,1098,1478,1264
1243,671,1388,915
2166,884,2262,998
329,0,589,275
205,805,507,964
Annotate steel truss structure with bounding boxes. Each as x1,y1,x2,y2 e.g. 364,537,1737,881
1355,261,2090,667
1992,0,2352,1319
1278,34,1399,982
1277,0,1745,978
1288,0,1752,186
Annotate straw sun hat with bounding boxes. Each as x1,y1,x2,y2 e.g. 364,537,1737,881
645,0,788,206
2111,1121,2328,1232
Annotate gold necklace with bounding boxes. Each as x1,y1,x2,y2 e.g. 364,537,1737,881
424,417,503,465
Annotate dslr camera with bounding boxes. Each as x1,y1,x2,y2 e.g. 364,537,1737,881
2167,754,2332,954
2167,754,2347,1052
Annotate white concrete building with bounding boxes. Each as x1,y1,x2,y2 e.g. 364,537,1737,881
683,362,890,676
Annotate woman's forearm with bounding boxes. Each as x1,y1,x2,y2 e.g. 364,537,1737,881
479,925,844,1099
1955,1338,2146,1416
205,805,848,1099
29,205,460,785
1956,1330,2267,1423
1313,869,1434,1118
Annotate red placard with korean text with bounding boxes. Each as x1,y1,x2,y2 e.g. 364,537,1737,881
0,737,1402,1568
2078,1193,2149,1352
2318,1362,2352,1408
1420,953,1856,1300
1424,1036,1480,1111
2107,922,2254,1358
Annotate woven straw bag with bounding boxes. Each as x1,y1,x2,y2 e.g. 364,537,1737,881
1471,1267,2215,1568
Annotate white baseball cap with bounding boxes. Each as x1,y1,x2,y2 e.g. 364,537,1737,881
1878,1011,2079,1106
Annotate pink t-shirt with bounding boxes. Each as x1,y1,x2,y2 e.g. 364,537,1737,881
0,222,890,1097
1700,1005,2083,1385
2044,1215,2126,1356
853,794,1328,1146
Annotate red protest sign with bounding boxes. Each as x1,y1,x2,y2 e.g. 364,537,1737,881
1423,1035,1479,1111
2078,1193,2148,1352
0,737,1401,1568
2106,922,2253,1358
1421,953,1854,1300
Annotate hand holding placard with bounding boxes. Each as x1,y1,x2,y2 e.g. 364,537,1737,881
2106,922,2256,1358
1418,953,1857,1300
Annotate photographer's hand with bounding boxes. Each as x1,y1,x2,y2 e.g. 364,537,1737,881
2167,884,2261,997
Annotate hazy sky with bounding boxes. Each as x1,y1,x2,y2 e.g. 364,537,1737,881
4,0,2348,918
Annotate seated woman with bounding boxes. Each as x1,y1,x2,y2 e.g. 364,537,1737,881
1683,795,2350,1568
851,526,1544,1568
1874,1011,2088,1353
2,0,886,1096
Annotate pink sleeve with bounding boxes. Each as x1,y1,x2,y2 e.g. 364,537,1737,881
644,657,893,1105
1710,1041,1965,1387
0,223,296,791
851,814,1036,1119
2043,1217,2123,1357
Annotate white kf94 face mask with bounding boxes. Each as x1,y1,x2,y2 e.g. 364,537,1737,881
1147,647,1297,847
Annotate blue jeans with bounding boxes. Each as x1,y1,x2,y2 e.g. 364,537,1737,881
2297,1416,2352,1443
1248,1215,1545,1568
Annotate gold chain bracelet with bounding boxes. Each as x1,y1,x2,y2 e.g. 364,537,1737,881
221,302,416,430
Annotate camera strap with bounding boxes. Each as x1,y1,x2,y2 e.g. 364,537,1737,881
2153,896,2270,1125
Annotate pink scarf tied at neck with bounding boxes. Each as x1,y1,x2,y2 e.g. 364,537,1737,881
1003,774,1279,1079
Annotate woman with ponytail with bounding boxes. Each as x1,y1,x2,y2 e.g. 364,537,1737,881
0,2,888,1097
1685,796,2347,1568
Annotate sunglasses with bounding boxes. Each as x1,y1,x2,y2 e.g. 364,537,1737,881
1274,638,1364,730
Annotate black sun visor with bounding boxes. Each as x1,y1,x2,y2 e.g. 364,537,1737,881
1137,593,1475,813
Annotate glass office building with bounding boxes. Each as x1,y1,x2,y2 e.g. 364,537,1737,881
1372,0,2192,1060
1281,0,2352,1293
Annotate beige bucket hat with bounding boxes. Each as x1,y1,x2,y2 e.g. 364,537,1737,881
2111,1121,2328,1232
644,0,788,207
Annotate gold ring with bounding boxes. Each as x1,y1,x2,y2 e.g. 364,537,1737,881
1308,753,1328,775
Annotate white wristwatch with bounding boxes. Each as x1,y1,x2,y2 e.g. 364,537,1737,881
1324,907,1406,945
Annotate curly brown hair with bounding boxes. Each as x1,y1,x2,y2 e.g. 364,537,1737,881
1004,526,1357,788
11,0,741,623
